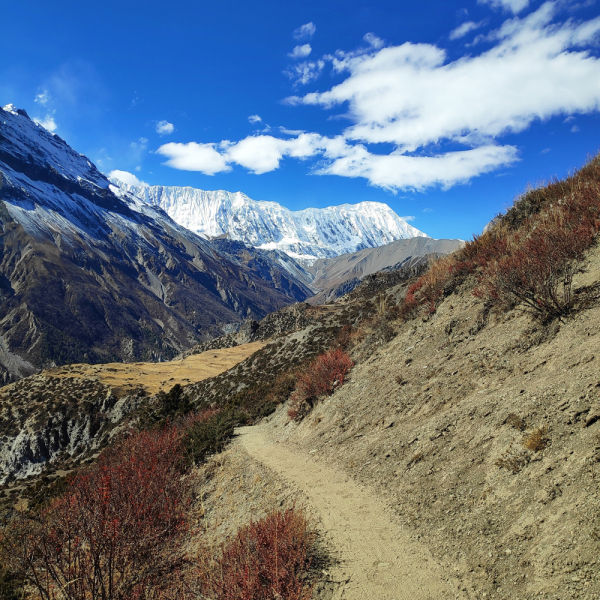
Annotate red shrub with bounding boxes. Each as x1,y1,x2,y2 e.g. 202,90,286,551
474,187,600,319
288,349,353,420
198,507,315,600
401,154,600,321
1,427,188,600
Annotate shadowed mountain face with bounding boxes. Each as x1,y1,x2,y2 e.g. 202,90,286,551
0,106,312,382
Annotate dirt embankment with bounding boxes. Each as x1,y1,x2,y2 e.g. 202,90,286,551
232,245,600,600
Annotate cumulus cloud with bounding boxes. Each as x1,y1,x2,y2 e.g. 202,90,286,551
294,22,316,40
289,44,312,58
478,0,530,13
161,3,600,191
109,170,148,186
450,20,486,39
285,60,325,85
33,114,57,132
156,142,231,175
294,4,600,152
248,114,262,123
156,120,175,135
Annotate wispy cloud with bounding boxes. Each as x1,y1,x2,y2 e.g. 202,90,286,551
294,22,316,40
248,114,262,123
285,60,325,86
161,3,600,191
478,0,530,13
289,44,312,58
450,20,486,40
156,120,174,135
33,114,57,132
279,126,306,135
35,90,49,105
363,33,384,48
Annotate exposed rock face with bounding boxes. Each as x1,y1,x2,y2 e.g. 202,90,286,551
0,105,313,381
0,374,143,483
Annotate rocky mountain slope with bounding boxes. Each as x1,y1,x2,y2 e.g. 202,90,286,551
307,236,464,303
0,105,312,382
110,177,427,262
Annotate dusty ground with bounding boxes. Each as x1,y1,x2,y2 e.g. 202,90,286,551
253,246,600,600
46,342,267,397
238,425,465,600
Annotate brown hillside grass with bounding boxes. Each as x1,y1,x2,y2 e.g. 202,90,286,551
47,341,267,397
403,154,600,321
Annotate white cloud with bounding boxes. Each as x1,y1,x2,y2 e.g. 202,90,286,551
401,215,416,221
478,0,530,13
35,90,49,105
135,166,142,171
289,44,312,58
363,33,384,48
571,125,580,132
279,126,306,135
294,22,316,40
109,170,148,186
285,60,325,85
248,114,262,123
162,3,600,191
156,142,231,175
316,143,518,191
294,4,600,152
423,208,434,213
450,21,486,40
156,120,174,135
33,114,57,132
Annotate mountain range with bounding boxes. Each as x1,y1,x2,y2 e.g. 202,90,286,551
110,178,427,262
0,103,460,383
0,105,315,381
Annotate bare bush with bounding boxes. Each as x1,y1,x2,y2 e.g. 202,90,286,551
0,428,188,600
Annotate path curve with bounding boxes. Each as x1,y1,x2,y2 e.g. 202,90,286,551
238,425,463,600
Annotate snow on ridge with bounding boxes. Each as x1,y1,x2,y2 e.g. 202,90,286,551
110,179,428,262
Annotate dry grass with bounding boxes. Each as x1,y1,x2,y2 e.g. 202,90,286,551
524,425,550,452
46,342,267,397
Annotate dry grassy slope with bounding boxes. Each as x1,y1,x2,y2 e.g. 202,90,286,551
258,244,600,600
0,342,266,489
47,342,267,397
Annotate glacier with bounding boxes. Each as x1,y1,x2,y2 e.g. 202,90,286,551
110,179,428,263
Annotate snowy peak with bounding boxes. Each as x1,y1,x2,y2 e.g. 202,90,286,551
110,179,428,262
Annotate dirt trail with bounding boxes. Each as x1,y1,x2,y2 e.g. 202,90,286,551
238,425,464,600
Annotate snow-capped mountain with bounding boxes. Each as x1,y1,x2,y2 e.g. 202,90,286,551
109,179,428,262
0,105,313,381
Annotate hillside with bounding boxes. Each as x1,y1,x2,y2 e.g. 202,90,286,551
2,156,600,599
307,236,464,303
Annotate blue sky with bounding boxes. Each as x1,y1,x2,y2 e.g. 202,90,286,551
2,0,600,239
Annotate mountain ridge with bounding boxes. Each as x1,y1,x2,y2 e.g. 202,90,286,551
110,177,427,262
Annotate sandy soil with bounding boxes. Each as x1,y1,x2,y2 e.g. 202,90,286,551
47,342,267,396
238,424,466,600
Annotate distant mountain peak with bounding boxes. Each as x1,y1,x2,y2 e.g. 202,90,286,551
109,177,428,263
